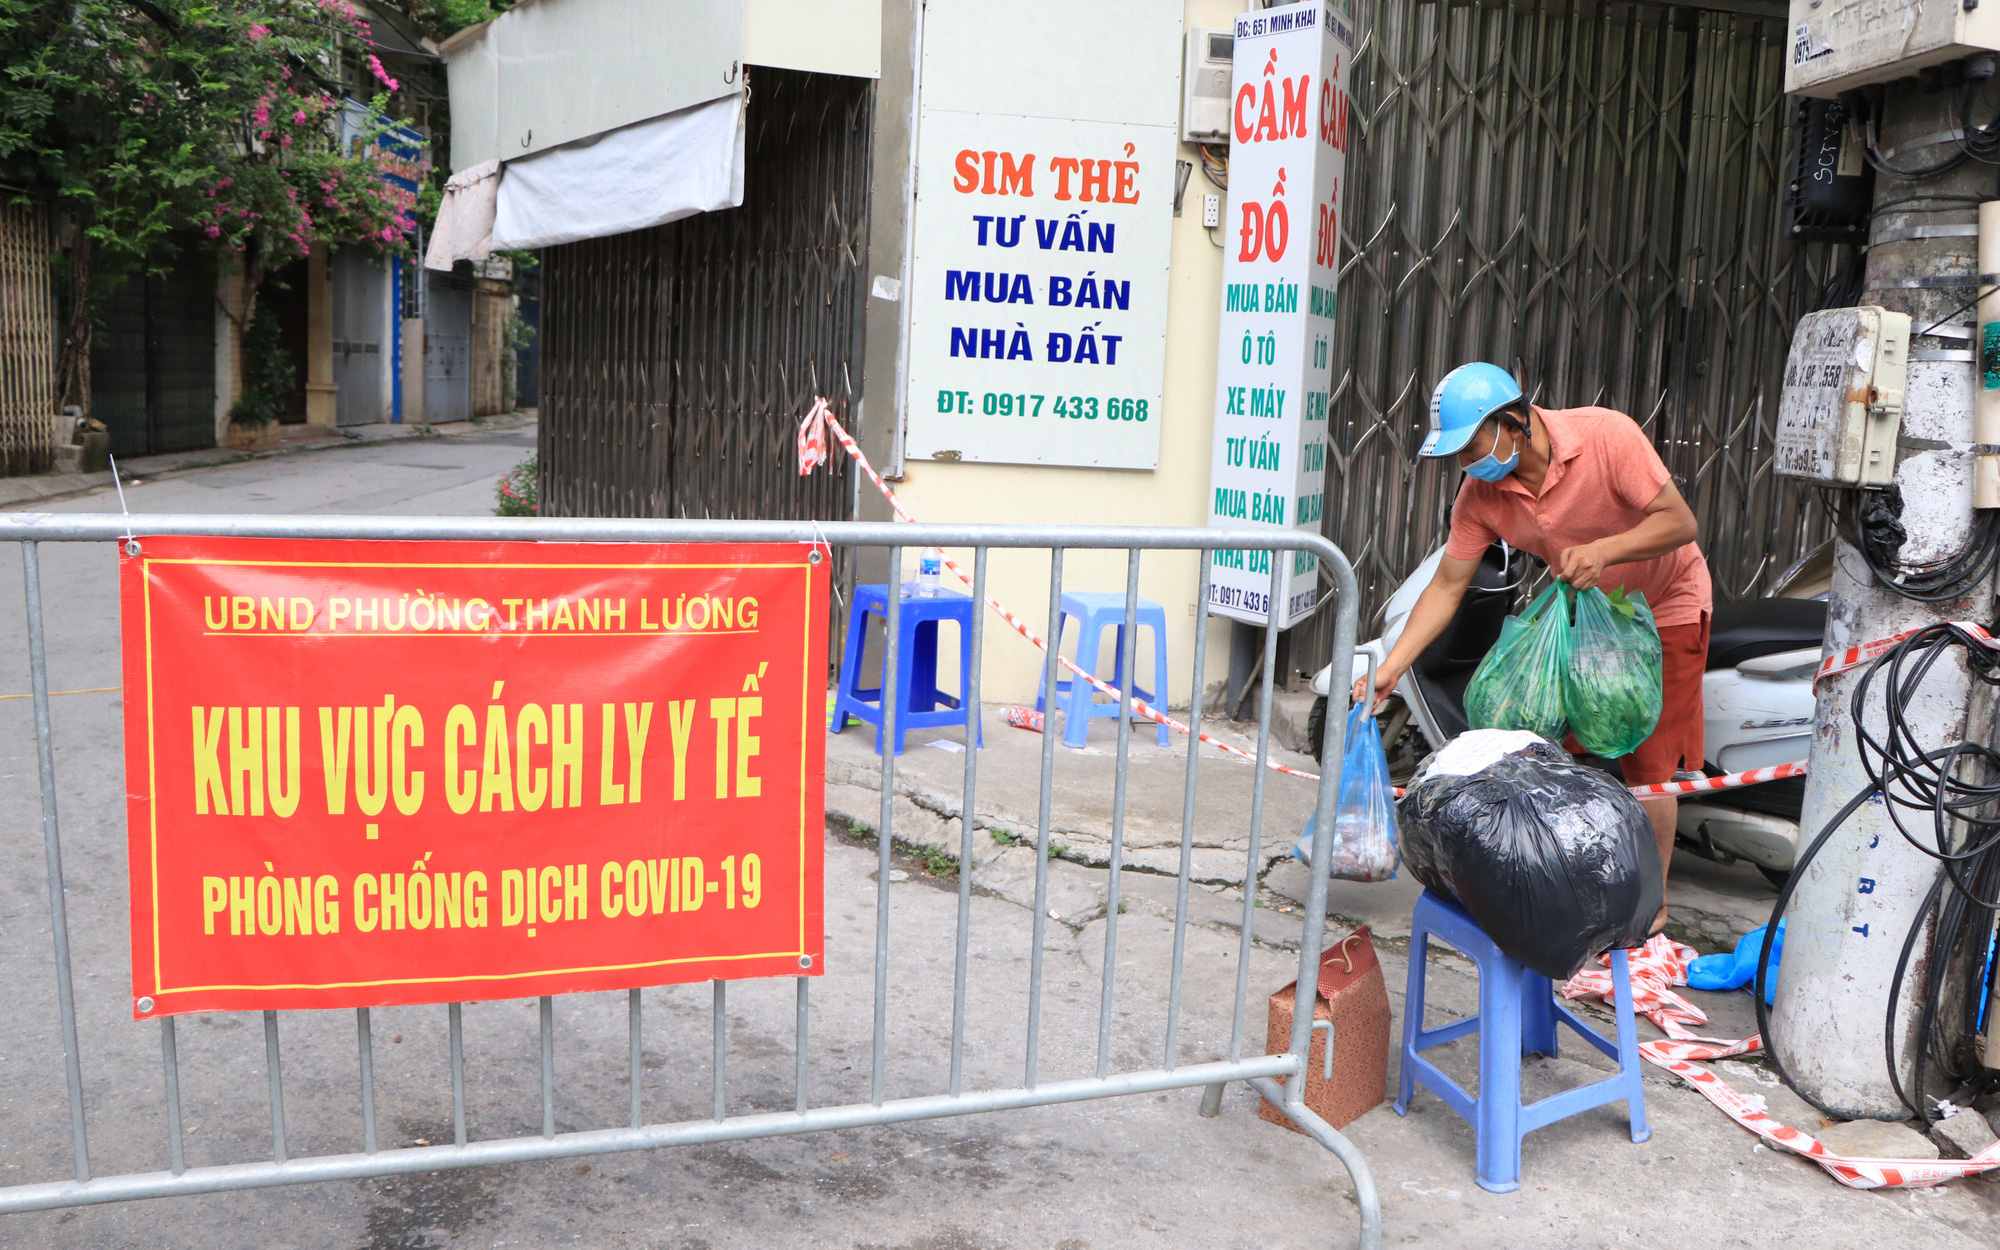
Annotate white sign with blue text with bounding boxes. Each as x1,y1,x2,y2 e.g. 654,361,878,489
1205,0,1353,628
904,111,1175,468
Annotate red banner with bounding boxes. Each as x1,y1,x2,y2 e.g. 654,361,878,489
119,537,827,1017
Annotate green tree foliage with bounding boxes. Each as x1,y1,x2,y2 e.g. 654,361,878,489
398,0,508,37
0,1,417,414
228,302,295,425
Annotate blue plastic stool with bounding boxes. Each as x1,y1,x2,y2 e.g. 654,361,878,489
830,582,983,755
1394,889,1649,1194
1034,592,1170,749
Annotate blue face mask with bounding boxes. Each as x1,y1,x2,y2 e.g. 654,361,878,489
1464,423,1521,482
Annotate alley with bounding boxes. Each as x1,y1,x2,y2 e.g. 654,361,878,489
0,435,1991,1248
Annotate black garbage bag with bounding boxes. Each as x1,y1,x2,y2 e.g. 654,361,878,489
1396,732,1662,981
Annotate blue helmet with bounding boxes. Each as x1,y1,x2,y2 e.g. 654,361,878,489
1421,363,1523,458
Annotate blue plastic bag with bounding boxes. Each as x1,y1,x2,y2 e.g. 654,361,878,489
1686,921,1785,1004
1292,703,1401,882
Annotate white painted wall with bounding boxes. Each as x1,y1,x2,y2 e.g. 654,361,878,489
440,21,499,174
887,0,1245,707
745,0,880,78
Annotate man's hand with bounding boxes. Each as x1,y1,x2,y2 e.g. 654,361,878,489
1351,659,1404,712
1358,550,1480,716
1555,481,1699,593
1558,541,1610,592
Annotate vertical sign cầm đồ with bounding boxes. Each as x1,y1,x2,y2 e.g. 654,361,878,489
120,537,827,1017
1205,1,1353,626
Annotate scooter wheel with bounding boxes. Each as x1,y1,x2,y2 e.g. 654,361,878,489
1757,864,1791,890
1306,696,1326,762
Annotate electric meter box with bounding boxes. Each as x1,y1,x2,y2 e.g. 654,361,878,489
1182,26,1233,144
1775,306,1910,488
1788,0,2000,97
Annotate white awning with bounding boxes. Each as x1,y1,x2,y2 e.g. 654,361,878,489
423,159,502,271
489,92,745,251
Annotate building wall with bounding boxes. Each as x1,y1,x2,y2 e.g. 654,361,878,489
875,0,1238,707
305,250,338,426
471,276,512,417
744,0,880,77
401,317,426,424
213,267,245,446
877,0,1838,707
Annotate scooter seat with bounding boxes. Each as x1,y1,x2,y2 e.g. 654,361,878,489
1706,598,1825,670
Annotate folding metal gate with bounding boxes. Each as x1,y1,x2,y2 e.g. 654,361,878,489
1298,0,1844,655
536,68,870,525
0,513,1379,1249
0,201,57,475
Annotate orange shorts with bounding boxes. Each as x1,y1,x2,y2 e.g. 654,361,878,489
1620,614,1709,786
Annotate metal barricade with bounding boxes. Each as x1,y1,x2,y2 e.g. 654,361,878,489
0,513,1379,1248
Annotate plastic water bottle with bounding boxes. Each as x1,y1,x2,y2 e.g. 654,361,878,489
918,547,942,597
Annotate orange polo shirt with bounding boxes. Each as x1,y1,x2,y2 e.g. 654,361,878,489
1442,405,1712,627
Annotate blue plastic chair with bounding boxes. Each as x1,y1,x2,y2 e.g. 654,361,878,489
1394,889,1649,1193
1034,591,1170,749
830,582,982,755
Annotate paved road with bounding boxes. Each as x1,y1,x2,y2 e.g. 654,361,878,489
0,428,1995,1248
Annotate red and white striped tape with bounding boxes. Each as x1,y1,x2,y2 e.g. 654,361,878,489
1814,620,2000,689
799,398,1810,798
1625,760,1808,799
800,400,1324,782
1386,759,1809,801
1562,937,2000,1189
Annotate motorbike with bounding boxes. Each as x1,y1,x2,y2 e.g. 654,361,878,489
1306,542,1829,885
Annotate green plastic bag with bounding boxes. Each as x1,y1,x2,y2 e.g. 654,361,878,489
1563,585,1662,758
1464,584,1571,743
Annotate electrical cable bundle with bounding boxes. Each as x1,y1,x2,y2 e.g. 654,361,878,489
1197,143,1228,190
1847,61,2000,180
1816,251,1867,311
1960,73,2000,167
1845,486,2000,603
1755,624,2000,1121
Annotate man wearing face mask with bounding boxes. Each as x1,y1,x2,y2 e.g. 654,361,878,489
1357,363,1710,934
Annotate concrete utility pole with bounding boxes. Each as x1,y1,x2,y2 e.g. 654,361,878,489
1770,85,1997,1119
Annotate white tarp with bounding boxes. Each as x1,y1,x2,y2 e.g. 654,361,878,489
490,92,744,250
423,158,501,271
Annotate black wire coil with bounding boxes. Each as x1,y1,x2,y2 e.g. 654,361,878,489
1755,624,2000,1122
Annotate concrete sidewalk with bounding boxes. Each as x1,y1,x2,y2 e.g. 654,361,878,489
824,707,2000,1245
828,704,1786,957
